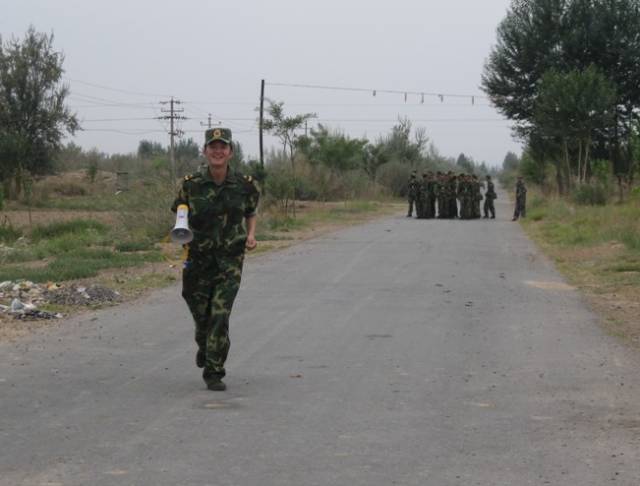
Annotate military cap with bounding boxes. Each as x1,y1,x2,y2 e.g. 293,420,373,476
205,127,232,145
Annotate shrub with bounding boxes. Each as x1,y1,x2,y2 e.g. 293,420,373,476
572,184,608,206
0,221,22,243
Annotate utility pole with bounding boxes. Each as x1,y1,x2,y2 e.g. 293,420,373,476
158,97,186,185
200,113,214,129
259,79,265,169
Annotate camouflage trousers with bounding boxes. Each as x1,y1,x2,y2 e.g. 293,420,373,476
513,197,526,219
484,197,495,218
182,253,244,381
407,195,416,216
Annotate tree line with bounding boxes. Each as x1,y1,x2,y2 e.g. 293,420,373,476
0,27,497,214
482,0,640,199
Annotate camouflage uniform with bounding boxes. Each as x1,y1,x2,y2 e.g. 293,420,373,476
425,173,437,219
172,128,259,385
483,176,497,219
447,174,458,219
416,174,429,218
407,172,419,217
457,175,470,220
472,176,483,219
513,178,527,220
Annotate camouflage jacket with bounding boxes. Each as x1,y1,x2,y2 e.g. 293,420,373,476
407,177,419,198
172,166,260,257
485,181,497,199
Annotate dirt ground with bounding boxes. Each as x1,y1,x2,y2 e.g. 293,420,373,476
555,243,640,347
0,200,403,341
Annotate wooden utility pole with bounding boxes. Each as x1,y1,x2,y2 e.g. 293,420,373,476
158,97,186,185
259,79,265,169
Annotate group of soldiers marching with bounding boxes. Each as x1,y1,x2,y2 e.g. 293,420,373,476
407,171,497,220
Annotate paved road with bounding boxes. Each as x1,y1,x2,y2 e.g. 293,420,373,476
2,198,640,486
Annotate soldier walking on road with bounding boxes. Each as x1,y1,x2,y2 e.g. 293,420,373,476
483,175,497,219
172,127,260,391
512,176,527,221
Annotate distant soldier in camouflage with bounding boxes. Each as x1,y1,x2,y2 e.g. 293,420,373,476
512,176,527,221
425,171,437,219
172,127,259,391
483,175,497,219
457,174,471,220
416,173,429,218
472,174,483,219
407,170,419,217
447,172,458,219
436,172,448,219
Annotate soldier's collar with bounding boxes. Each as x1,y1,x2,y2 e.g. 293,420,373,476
202,164,233,185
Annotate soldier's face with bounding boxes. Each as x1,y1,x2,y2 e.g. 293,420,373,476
204,141,233,168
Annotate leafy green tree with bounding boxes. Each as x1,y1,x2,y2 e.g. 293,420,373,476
175,138,199,162
456,153,475,173
360,142,389,182
382,118,428,166
0,27,78,196
502,151,520,172
482,0,640,194
297,124,368,172
263,100,316,216
534,66,616,188
137,140,165,159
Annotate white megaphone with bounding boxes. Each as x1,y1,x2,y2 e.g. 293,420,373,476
171,204,193,244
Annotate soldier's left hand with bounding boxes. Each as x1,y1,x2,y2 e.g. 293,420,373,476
246,235,257,251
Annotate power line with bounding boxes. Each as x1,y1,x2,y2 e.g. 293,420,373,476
65,77,172,98
266,81,488,103
80,117,158,122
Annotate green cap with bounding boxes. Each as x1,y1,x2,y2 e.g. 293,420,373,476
204,127,232,145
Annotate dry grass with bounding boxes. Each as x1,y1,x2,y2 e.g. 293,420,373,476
522,191,640,347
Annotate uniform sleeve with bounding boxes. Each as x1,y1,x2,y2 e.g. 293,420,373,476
244,179,260,218
171,180,189,213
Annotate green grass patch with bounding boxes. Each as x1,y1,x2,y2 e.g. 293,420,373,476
115,240,156,252
608,263,640,273
0,250,162,283
0,224,23,243
30,219,108,241
265,215,308,232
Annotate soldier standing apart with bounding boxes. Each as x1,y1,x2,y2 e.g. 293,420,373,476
407,170,419,217
483,175,497,219
172,128,259,391
512,176,527,221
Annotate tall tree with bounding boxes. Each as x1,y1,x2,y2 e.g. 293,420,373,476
0,27,78,196
534,66,616,187
263,100,316,216
482,0,640,193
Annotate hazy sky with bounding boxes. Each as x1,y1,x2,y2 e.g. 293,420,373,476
3,0,521,166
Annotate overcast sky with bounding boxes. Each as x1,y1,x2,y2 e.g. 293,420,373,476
3,0,521,167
